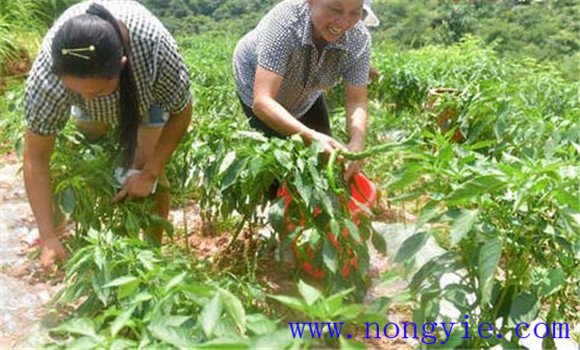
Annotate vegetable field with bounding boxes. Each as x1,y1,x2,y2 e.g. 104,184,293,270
0,3,579,349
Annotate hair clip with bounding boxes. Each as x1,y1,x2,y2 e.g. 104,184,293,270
61,45,95,60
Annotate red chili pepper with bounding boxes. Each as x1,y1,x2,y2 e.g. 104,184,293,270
341,265,350,278
313,268,325,279
327,232,339,249
350,257,359,270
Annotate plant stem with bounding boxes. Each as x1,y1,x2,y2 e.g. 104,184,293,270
342,137,414,161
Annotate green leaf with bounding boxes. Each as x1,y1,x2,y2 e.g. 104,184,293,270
196,339,249,350
221,158,245,190
298,280,322,306
371,231,387,255
540,268,566,297
326,288,354,311
59,187,76,214
509,292,540,327
165,272,187,292
51,318,99,340
218,151,236,175
137,250,156,271
416,205,442,229
268,295,307,313
319,194,335,219
409,258,443,291
219,288,246,334
323,240,338,274
268,197,286,234
130,292,153,304
200,293,223,338
250,329,297,350
343,219,361,242
329,219,340,237
294,171,312,208
447,175,506,205
94,246,106,270
554,189,580,211
245,314,277,335
148,323,194,349
450,209,479,245
110,339,137,350
387,163,423,190
394,231,429,263
117,279,139,300
479,238,502,305
103,276,138,288
274,150,292,170
65,336,100,349
110,305,136,336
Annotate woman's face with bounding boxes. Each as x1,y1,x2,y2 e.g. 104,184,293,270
61,75,119,100
308,0,363,44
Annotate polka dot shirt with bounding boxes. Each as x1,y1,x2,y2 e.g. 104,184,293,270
233,0,371,119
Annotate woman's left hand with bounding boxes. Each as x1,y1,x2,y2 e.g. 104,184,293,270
112,171,156,202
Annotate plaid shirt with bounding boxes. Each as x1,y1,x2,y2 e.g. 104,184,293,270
233,0,371,118
25,0,191,135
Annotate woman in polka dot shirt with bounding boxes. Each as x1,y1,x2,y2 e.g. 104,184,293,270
233,0,378,179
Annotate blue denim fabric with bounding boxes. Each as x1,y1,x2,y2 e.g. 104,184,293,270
72,104,167,127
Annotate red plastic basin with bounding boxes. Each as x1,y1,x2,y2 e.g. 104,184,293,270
348,173,377,219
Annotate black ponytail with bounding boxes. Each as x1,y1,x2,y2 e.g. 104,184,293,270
52,3,140,168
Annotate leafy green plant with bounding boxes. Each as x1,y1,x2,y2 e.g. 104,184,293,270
51,130,171,244
50,228,284,349
192,131,395,299
270,280,366,349
364,34,580,349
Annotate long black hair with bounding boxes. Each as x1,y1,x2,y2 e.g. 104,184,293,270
51,3,140,168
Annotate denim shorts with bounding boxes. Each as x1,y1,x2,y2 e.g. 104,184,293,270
71,104,168,127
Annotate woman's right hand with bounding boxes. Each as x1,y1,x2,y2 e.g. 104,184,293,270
310,131,347,155
40,235,67,269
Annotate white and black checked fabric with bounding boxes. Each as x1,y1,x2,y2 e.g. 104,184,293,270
25,0,191,135
232,0,371,119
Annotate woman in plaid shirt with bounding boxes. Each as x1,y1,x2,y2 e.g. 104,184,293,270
23,1,192,269
233,0,378,180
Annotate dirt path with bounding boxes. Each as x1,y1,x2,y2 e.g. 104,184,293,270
0,154,61,349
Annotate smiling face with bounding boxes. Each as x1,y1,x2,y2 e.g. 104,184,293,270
60,75,120,100
308,0,363,44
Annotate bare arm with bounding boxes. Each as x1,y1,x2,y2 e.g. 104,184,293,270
142,100,192,179
23,128,66,266
113,100,193,201
24,129,56,240
343,83,369,179
253,66,315,140
253,66,345,152
344,83,368,152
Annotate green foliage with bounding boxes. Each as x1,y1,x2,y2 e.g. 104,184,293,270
138,0,278,35
185,129,389,298
371,0,580,79
50,228,283,349
270,280,366,348
370,37,579,160
51,130,171,242
1,5,578,348
0,0,77,75
0,83,25,153
368,35,579,349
